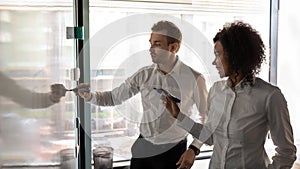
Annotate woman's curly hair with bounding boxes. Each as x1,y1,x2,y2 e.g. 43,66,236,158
213,21,266,85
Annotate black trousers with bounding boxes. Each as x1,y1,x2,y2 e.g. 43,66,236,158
130,135,187,169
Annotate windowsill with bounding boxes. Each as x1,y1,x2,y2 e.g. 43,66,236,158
1,149,212,168
113,147,213,168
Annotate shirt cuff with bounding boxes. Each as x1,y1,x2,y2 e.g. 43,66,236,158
177,112,204,149
87,93,96,104
190,138,203,150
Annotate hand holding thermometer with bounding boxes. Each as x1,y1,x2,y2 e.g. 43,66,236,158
153,88,181,103
65,87,90,92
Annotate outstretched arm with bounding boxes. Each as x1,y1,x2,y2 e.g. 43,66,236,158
1,72,66,109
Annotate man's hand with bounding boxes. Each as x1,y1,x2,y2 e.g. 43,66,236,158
75,83,92,101
50,84,66,103
176,149,196,169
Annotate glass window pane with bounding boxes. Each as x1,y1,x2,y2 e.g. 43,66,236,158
0,1,76,168
278,0,300,164
0,0,274,168
89,0,271,165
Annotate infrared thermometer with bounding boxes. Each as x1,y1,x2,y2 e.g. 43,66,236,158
153,88,181,103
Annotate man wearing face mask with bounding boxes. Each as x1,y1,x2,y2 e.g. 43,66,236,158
76,20,208,169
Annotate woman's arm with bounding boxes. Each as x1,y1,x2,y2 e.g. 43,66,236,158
267,89,296,168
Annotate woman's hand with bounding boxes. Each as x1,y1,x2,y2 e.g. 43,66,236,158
161,89,180,118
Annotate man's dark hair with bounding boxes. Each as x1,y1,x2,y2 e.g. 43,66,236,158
151,20,182,45
213,21,266,84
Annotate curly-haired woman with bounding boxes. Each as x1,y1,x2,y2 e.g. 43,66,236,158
164,21,297,169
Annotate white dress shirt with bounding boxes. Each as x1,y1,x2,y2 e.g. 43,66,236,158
178,77,296,169
89,58,208,149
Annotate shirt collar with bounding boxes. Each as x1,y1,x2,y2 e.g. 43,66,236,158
155,55,181,75
222,77,256,93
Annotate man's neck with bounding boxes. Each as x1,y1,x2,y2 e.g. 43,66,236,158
158,55,178,74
